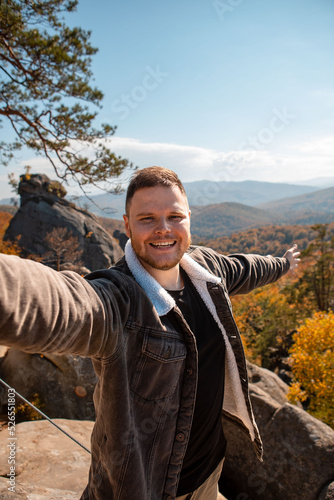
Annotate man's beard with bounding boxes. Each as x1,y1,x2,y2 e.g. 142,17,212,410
130,234,191,271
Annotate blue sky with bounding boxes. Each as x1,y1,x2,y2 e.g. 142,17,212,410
1,0,334,198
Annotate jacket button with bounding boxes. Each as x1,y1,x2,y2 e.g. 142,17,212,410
186,368,192,375
176,432,185,442
164,346,171,359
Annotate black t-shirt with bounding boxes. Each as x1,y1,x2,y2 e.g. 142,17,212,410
167,270,227,495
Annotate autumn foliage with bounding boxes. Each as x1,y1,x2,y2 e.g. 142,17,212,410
288,311,334,429
200,222,334,256
231,278,312,367
0,210,21,255
230,224,334,429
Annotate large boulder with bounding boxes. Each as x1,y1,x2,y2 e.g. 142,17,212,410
220,363,334,500
0,348,97,420
4,173,123,271
0,419,93,499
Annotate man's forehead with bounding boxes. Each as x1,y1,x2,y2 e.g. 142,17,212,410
128,185,189,210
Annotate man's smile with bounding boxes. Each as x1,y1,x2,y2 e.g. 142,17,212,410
149,241,177,248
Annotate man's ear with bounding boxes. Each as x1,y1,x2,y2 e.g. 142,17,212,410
123,214,131,238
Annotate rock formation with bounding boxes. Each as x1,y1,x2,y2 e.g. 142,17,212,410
4,173,123,271
219,362,334,500
0,348,97,421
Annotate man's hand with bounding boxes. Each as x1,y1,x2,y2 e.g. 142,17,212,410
283,244,301,272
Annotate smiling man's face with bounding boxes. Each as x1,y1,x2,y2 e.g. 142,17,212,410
123,185,191,274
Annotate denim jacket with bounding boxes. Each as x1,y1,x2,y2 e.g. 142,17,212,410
0,243,290,500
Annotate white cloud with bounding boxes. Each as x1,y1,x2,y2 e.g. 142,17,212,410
296,135,334,156
106,136,334,185
1,135,333,200
105,137,278,183
106,137,216,181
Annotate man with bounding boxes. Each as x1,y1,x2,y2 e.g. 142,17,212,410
0,166,300,500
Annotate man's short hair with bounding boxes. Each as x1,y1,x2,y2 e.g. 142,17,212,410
125,166,187,214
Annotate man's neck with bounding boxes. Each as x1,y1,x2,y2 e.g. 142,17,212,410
142,262,184,291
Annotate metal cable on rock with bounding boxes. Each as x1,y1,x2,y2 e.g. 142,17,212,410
0,377,91,454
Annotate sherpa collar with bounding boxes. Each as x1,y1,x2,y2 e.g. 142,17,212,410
124,240,221,316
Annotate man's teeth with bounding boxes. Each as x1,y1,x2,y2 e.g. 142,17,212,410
151,241,175,247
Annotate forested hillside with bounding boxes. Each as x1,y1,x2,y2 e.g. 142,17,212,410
258,186,334,214
193,220,334,429
189,200,333,239
197,223,334,256
180,179,317,206
229,223,334,428
189,202,275,238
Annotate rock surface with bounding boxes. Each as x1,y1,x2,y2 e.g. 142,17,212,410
1,351,333,499
220,363,334,500
0,349,97,420
4,173,123,271
0,419,93,499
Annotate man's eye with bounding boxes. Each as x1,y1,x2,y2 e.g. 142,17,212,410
140,217,153,221
170,215,182,220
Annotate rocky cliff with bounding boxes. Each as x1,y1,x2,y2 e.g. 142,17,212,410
4,173,123,271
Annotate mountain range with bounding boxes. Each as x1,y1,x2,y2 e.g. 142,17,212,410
1,179,333,217
191,183,334,238
1,180,332,239
189,196,333,239
258,186,334,214
90,183,334,239
19,179,332,220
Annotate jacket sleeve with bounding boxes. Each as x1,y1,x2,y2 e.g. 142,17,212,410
220,252,290,296
0,254,130,358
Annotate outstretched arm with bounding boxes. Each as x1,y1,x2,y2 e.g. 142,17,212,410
283,244,301,272
0,254,130,358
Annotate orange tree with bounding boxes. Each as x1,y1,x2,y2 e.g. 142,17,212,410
231,270,314,368
0,210,21,255
288,311,334,429
0,211,12,239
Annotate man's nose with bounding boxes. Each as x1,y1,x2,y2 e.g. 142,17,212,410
155,218,171,234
